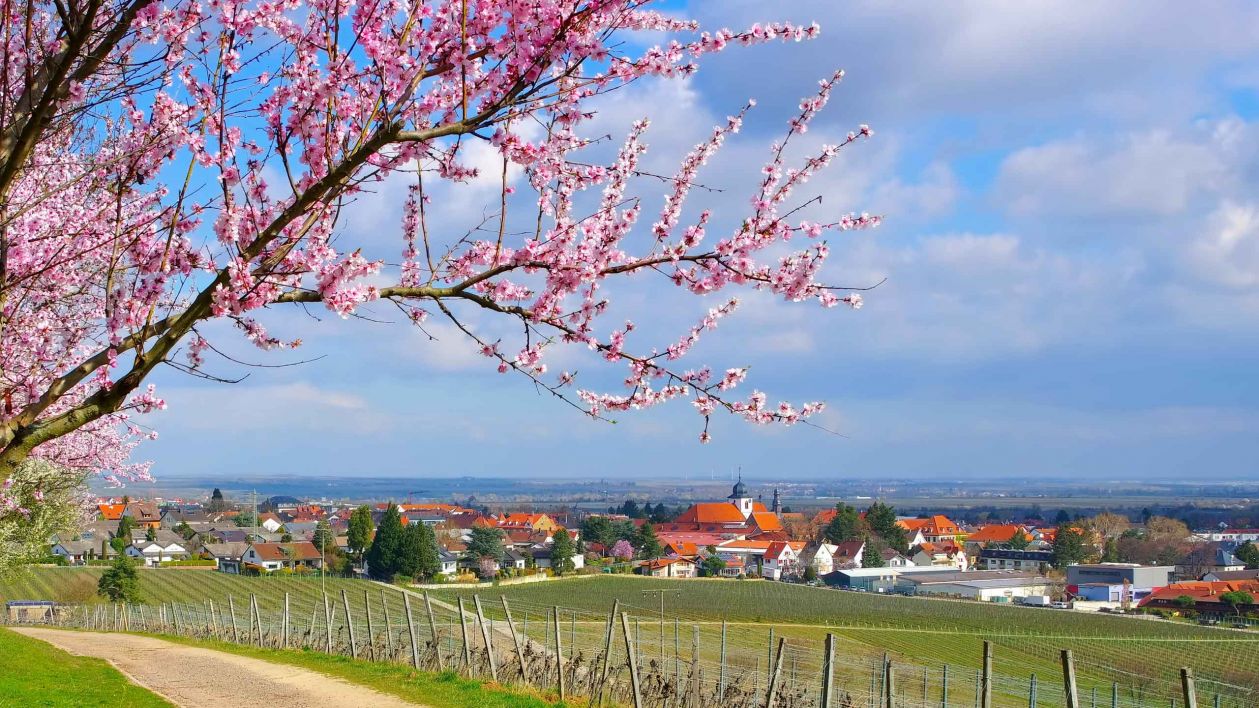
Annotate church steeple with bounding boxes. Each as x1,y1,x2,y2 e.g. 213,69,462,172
728,472,753,519
771,488,781,514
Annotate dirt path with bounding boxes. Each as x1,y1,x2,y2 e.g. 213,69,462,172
13,627,425,708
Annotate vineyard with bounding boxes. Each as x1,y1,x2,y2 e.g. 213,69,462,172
4,568,1258,706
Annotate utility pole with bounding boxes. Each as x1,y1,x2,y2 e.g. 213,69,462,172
641,589,679,661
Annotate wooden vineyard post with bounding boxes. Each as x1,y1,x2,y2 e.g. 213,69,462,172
553,606,565,701
228,596,238,642
381,590,394,659
821,633,836,708
251,594,263,647
458,597,472,670
982,641,993,708
620,612,643,708
720,620,728,701
1180,668,1198,708
364,591,375,661
403,592,421,669
424,592,443,670
282,593,290,649
942,664,949,708
691,623,701,706
1061,650,1080,708
323,592,333,653
593,599,619,705
885,656,895,708
1029,673,1037,708
766,636,786,708
473,596,498,683
342,589,357,659
502,596,529,682
207,600,218,639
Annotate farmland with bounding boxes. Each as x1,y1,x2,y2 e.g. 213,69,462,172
6,568,1258,706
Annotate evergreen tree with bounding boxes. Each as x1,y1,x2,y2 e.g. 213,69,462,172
365,504,404,580
861,540,885,568
312,519,335,552
207,488,227,513
1007,530,1031,550
824,504,862,544
1052,525,1092,568
116,515,137,540
1055,509,1072,525
551,528,576,576
347,505,374,561
465,526,505,564
633,521,662,559
413,523,441,581
865,502,909,553
581,516,616,549
396,522,421,578
98,555,142,602
144,526,156,542
1236,541,1259,570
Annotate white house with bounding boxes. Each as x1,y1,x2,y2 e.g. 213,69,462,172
51,539,111,565
800,542,840,576
762,541,802,580
640,557,698,578
437,549,459,576
241,542,323,573
911,543,968,571
124,531,188,566
529,545,585,571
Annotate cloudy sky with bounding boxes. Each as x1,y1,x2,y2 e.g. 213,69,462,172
142,1,1259,481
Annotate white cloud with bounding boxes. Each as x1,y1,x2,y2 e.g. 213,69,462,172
1187,201,1259,290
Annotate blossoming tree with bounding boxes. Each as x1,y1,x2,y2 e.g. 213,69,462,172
0,0,877,515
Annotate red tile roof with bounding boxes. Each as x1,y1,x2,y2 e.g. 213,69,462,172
675,503,748,524
967,525,1028,544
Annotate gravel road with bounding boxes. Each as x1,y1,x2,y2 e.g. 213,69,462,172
13,627,425,707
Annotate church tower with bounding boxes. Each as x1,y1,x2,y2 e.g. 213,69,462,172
728,473,754,519
771,488,781,514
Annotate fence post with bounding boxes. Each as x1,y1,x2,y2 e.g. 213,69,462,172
342,590,357,659
473,596,498,682
821,633,835,708
942,664,949,708
1061,650,1079,708
403,592,421,669
457,597,472,670
1112,682,1118,708
421,591,442,670
885,656,895,708
251,594,263,647
502,596,529,682
766,636,786,708
593,599,619,705
381,590,394,659
691,623,701,706
553,606,565,701
982,641,993,708
1029,673,1037,708
322,592,333,653
720,620,729,701
227,596,237,642
364,591,375,661
620,612,643,708
282,593,290,649
1180,668,1197,708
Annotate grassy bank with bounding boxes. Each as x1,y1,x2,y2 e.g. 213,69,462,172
0,626,172,707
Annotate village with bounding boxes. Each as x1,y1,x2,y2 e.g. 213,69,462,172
42,477,1259,626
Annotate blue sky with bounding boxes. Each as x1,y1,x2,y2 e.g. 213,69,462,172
140,1,1259,481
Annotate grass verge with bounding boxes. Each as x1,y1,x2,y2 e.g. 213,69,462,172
0,626,172,707
148,631,579,708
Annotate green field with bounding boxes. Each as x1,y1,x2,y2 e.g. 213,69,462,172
5,568,1257,706
0,626,172,707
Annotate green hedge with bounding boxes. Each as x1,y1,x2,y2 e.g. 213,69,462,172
159,559,216,567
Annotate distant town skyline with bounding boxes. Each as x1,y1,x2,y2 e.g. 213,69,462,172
139,1,1259,481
